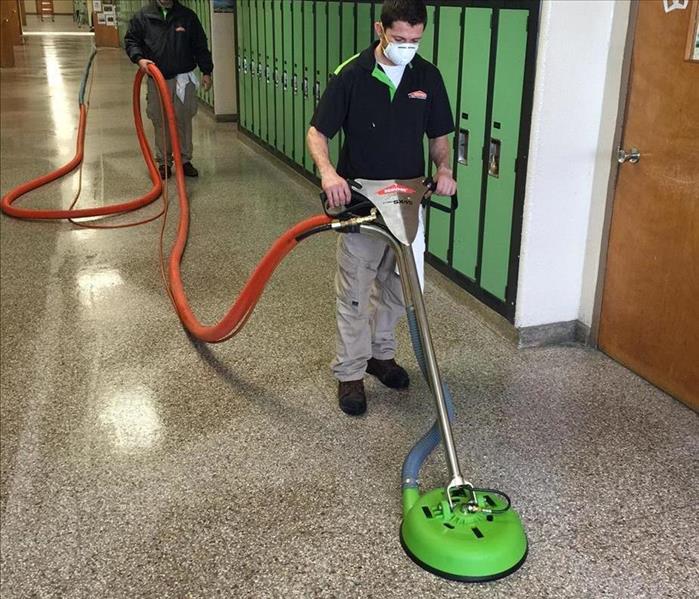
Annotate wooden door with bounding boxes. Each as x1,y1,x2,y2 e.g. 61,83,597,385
599,0,699,410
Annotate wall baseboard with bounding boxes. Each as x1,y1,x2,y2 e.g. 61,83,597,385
215,113,237,123
517,320,591,348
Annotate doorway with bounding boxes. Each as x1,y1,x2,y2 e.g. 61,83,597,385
598,0,699,410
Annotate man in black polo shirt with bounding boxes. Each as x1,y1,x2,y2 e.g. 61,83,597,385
307,0,456,416
124,0,213,179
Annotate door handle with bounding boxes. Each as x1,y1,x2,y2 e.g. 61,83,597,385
617,147,641,164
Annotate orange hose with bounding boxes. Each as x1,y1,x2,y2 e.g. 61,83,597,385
0,75,162,219
0,55,332,344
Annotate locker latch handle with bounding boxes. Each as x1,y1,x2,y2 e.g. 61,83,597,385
237,56,242,71
314,81,321,102
274,68,280,86
266,64,271,83
293,73,298,94
257,62,263,77
488,138,501,178
243,58,248,74
250,59,256,77
283,70,288,90
457,129,469,166
303,76,309,98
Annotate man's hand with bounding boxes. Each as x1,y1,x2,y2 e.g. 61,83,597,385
434,166,457,197
202,74,212,91
321,169,351,208
138,58,154,74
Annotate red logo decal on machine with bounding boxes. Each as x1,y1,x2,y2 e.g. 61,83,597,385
377,184,416,196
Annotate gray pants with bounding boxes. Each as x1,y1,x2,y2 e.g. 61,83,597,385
331,232,406,382
146,77,198,166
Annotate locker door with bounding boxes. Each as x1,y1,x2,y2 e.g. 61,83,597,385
265,0,275,145
420,3,436,174
327,1,341,168
341,1,355,59
315,0,328,158
480,9,527,300
237,0,247,130
274,0,284,153
282,0,293,158
451,8,491,280
258,0,268,143
292,0,304,165
303,1,315,172
427,6,461,265
250,0,259,137
356,1,372,50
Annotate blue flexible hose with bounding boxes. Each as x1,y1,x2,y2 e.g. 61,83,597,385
78,46,98,106
401,306,455,490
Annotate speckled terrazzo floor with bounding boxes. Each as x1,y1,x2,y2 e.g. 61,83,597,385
1,37,697,599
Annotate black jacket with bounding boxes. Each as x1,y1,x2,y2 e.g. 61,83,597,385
124,1,213,80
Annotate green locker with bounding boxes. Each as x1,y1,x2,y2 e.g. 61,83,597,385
257,0,268,142
356,2,372,51
420,3,436,177
237,0,247,130
303,1,315,172
480,9,528,300
451,8,492,280
315,1,328,138
264,0,274,146
420,4,435,63
250,0,259,137
274,0,284,153
427,6,461,265
292,0,304,165
327,1,341,168
282,0,293,157
341,1,355,61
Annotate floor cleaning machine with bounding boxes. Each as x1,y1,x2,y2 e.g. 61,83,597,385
318,179,528,581
1,49,527,582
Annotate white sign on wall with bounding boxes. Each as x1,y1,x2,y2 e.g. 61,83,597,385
663,0,689,13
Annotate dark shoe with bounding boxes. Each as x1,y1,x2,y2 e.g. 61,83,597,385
158,164,172,180
182,162,199,177
338,380,367,416
366,358,410,389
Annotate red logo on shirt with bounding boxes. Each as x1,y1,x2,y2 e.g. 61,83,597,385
408,90,427,100
377,184,417,196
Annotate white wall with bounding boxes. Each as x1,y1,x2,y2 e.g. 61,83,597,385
211,3,237,117
515,0,631,329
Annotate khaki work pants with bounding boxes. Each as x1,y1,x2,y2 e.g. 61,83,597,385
331,228,425,382
146,77,198,166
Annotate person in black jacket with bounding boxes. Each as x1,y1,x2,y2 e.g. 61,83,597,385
124,0,213,179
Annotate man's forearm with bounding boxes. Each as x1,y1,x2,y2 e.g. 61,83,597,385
306,127,336,177
429,136,453,174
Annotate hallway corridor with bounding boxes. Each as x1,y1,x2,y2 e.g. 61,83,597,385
1,37,697,598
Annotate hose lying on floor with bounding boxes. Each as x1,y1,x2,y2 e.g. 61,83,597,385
0,48,331,343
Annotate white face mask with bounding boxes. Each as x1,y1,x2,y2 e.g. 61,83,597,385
382,35,419,67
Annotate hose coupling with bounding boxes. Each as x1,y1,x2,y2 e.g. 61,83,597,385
331,209,378,230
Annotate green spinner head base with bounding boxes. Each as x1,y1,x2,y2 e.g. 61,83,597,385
400,486,528,583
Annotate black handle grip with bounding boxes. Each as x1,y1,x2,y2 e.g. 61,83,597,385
319,183,373,219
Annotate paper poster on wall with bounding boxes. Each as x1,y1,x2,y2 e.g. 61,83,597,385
663,0,689,13
103,4,115,16
213,0,236,13
97,12,106,25
105,15,117,28
93,0,102,12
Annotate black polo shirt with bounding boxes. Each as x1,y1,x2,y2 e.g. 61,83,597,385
310,41,454,180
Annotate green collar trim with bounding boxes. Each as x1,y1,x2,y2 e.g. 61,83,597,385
334,53,360,75
372,63,397,102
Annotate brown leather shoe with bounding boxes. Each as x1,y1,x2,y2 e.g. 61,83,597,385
338,380,366,416
366,358,410,389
